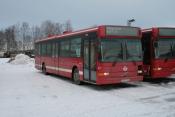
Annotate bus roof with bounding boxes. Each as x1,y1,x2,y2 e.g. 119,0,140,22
142,27,175,33
35,27,98,43
35,25,140,43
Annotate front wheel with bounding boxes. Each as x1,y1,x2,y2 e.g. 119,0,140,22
73,68,81,85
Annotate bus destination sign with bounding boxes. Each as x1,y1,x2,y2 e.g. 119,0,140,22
159,28,175,36
106,26,138,36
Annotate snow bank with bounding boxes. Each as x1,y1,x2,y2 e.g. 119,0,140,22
10,54,34,65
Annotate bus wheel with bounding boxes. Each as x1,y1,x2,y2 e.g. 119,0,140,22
73,68,81,85
42,64,48,75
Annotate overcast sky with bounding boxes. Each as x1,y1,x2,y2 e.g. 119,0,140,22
0,0,175,30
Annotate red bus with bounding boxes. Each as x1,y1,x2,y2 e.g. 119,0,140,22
35,25,143,85
142,27,175,78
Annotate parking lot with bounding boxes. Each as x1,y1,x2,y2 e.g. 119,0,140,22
1,58,175,117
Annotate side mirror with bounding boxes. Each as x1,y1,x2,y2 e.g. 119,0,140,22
154,42,158,48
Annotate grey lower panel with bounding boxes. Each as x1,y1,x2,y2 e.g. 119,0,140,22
84,69,89,80
83,69,96,81
91,70,96,81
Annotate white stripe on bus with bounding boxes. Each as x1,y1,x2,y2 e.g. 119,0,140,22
36,64,83,75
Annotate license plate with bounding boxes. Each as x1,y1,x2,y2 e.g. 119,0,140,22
121,79,130,83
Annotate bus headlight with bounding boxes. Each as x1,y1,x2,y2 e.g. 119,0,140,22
98,72,109,76
104,72,109,76
153,67,162,71
137,70,143,74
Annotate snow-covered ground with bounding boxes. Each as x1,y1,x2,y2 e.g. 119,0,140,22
1,58,175,117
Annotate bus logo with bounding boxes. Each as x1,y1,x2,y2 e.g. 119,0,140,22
123,66,128,72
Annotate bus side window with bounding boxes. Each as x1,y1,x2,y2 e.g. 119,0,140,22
56,42,59,57
42,43,47,56
52,43,55,58
70,38,81,57
47,43,52,56
60,40,70,57
38,44,40,56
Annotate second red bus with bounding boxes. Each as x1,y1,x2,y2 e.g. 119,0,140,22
142,27,175,78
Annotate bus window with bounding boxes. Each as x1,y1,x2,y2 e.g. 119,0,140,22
172,44,175,57
47,43,52,56
70,38,81,57
100,39,123,62
90,40,96,70
41,43,47,56
52,43,55,57
155,39,173,58
55,42,59,57
126,40,142,61
38,44,41,56
60,40,70,57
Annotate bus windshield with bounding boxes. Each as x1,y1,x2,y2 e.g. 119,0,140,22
155,39,175,59
100,39,142,62
126,40,142,61
100,39,123,62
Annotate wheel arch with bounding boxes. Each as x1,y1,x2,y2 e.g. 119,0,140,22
72,65,78,79
42,62,45,70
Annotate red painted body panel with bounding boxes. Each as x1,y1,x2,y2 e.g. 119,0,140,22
151,59,175,78
96,76,143,85
35,57,143,84
35,56,83,79
58,57,83,78
96,62,143,84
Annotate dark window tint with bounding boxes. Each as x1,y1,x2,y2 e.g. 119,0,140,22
100,39,123,62
155,39,174,58
126,40,142,61
41,43,47,56
55,42,59,57
38,44,41,55
159,28,175,36
70,38,81,57
60,40,70,57
52,43,55,57
47,43,52,56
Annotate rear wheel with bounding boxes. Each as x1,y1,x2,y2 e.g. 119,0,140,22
73,68,81,85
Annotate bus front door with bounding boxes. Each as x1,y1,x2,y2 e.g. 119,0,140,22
83,39,96,82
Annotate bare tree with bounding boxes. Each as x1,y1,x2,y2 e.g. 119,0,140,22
31,26,41,41
40,20,55,37
0,30,6,51
0,20,73,51
54,23,63,35
64,20,73,32
13,23,22,51
20,22,31,50
5,26,17,52
40,20,64,38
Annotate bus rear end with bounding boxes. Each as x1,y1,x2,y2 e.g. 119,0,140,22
142,27,175,78
96,26,143,85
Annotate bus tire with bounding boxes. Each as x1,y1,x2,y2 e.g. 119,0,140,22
73,68,81,85
42,64,48,75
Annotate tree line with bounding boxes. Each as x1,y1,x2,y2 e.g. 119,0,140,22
0,20,73,52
